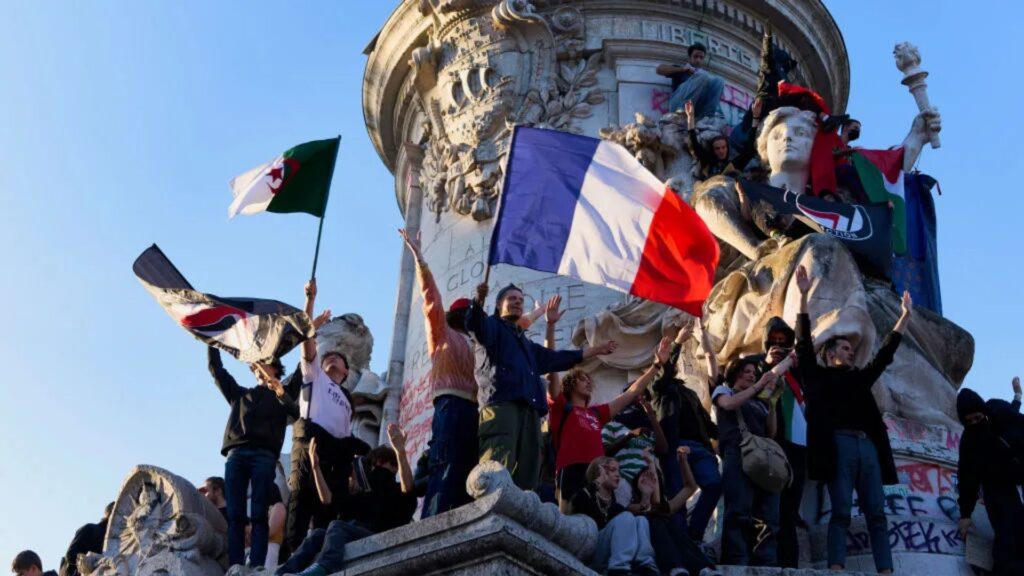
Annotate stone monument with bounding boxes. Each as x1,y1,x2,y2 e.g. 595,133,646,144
364,1,978,573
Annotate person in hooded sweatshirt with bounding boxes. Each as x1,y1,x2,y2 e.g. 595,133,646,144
956,384,1024,576
749,317,807,568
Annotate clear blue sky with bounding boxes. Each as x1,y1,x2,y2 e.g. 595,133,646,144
1,1,1019,569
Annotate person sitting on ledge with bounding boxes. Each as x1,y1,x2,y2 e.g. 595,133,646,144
658,42,725,121
570,457,660,576
10,550,56,576
276,424,416,576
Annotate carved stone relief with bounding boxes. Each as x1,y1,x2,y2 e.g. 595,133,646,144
78,466,226,576
413,0,605,222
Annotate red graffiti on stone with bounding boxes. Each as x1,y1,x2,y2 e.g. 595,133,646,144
650,89,670,114
399,374,435,460
897,460,958,496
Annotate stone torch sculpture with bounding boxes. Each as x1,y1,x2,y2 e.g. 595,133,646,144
894,41,940,149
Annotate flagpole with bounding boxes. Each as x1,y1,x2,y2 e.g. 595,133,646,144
310,135,341,280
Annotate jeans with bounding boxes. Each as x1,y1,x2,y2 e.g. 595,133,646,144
275,520,373,575
826,432,892,572
668,69,725,119
720,449,780,566
225,446,277,566
662,440,723,541
778,442,807,568
422,395,479,518
591,512,659,573
479,401,541,491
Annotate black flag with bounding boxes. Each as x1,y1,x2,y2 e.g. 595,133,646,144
739,180,893,277
133,244,314,363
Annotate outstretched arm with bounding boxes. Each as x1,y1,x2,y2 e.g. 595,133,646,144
608,337,672,416
1012,376,1022,412
714,372,773,411
401,228,447,355
667,446,698,514
543,295,565,400
901,109,941,172
301,280,331,363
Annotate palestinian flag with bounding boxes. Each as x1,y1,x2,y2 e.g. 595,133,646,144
851,147,906,255
133,245,314,363
228,137,340,218
780,372,807,446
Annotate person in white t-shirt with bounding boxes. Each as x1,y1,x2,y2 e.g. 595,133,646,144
283,278,361,560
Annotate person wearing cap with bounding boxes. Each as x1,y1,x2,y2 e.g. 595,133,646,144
399,229,480,517
468,281,616,491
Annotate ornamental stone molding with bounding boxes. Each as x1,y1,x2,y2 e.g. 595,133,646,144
78,465,227,576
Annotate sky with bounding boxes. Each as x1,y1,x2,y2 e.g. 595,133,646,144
0,0,1020,569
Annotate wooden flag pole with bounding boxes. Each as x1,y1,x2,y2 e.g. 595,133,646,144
310,136,341,280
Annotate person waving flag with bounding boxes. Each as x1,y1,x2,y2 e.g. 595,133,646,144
488,127,719,316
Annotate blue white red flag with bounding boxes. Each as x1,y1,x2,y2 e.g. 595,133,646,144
489,127,719,316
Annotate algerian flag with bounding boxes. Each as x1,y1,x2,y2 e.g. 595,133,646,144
780,373,807,446
229,137,340,218
851,147,906,255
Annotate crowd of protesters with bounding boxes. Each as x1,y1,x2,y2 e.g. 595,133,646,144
15,40,1023,576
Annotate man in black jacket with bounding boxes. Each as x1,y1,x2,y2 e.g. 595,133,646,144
794,265,910,574
58,502,113,576
956,385,1024,576
208,346,299,567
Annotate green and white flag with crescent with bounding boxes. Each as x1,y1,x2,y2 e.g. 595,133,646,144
228,137,339,218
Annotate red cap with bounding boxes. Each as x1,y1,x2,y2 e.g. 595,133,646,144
448,298,472,313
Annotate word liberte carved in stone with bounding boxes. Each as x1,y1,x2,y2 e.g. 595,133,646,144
413,0,605,221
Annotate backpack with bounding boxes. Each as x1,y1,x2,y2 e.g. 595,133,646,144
736,406,792,492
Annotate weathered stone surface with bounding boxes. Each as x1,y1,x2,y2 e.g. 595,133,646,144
317,314,389,446
79,465,227,576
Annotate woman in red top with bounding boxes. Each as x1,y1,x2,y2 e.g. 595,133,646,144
546,300,673,511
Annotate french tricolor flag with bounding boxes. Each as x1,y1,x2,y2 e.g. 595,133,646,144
489,127,719,316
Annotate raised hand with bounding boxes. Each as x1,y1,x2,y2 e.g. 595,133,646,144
684,100,695,125
752,97,763,120
1013,376,1021,396
387,423,407,453
312,309,332,330
398,228,423,260
655,336,673,364
795,265,811,295
545,294,566,324
900,290,913,318
475,282,489,304
596,340,618,356
304,278,317,299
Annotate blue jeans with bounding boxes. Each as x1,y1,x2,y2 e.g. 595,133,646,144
827,432,893,572
275,520,373,575
225,446,277,566
591,512,659,573
721,449,780,566
668,69,725,119
422,395,479,518
663,440,723,540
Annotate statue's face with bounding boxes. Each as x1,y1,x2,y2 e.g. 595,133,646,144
765,117,815,174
